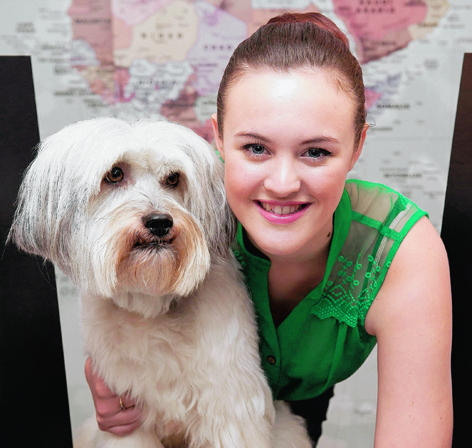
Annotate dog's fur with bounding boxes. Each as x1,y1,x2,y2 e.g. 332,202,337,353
9,118,311,448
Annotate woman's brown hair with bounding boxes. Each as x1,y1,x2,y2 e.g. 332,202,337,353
216,12,366,145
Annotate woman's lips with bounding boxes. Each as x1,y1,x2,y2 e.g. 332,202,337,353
255,200,310,224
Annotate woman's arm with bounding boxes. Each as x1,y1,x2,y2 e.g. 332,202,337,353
365,217,453,447
84,357,142,436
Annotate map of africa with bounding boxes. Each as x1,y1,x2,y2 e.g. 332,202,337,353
1,1,471,447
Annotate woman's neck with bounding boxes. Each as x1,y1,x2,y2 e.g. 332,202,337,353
246,217,333,267
268,237,330,300
262,227,333,327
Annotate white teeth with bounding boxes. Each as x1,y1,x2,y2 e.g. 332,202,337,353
260,202,303,215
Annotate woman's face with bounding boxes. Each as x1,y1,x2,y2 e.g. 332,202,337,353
212,69,367,260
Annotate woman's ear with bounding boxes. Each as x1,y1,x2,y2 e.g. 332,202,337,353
211,113,225,161
349,123,369,171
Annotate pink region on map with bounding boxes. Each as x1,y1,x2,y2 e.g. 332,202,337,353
160,80,201,130
334,0,427,63
68,0,95,14
207,0,253,23
334,0,427,40
68,0,113,65
113,15,132,50
194,118,216,144
187,4,246,96
112,0,174,26
89,76,115,103
365,88,382,110
115,68,133,102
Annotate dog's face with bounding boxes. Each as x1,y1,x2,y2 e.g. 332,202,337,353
9,118,235,310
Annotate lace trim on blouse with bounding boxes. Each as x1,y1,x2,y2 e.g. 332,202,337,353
311,180,427,328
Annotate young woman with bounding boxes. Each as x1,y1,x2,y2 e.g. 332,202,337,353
85,12,453,446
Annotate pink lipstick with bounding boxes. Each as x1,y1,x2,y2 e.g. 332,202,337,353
255,200,310,224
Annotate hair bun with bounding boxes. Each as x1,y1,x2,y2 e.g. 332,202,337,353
217,11,365,146
266,12,350,49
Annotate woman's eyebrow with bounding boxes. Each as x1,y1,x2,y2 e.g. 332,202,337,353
234,132,340,145
301,136,340,145
234,132,271,142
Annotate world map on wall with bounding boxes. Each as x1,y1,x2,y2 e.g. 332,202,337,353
1,0,472,229
66,0,449,142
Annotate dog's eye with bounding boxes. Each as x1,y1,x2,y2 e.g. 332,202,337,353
105,167,124,183
165,172,180,187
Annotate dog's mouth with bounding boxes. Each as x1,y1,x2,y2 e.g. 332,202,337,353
132,214,178,250
133,238,173,249
133,234,176,250
132,228,179,250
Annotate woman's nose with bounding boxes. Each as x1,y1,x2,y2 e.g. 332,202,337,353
263,158,301,197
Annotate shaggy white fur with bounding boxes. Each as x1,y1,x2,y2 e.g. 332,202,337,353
9,118,311,448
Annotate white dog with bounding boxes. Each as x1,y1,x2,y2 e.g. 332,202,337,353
9,118,311,448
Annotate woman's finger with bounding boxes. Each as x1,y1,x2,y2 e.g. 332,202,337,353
84,357,141,436
96,404,142,434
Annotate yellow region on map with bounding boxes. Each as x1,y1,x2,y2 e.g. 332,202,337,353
409,0,449,40
114,0,199,67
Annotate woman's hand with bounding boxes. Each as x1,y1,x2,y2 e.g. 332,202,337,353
84,357,142,436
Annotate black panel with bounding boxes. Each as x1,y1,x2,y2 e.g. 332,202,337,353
441,53,472,447
0,56,72,445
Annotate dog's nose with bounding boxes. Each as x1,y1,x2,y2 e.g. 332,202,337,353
144,214,173,238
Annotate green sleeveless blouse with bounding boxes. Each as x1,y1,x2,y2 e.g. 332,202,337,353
232,180,428,401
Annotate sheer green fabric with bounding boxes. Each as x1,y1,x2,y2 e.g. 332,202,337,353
232,180,427,401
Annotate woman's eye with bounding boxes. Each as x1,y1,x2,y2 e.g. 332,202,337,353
251,145,265,154
165,172,180,187
243,144,267,156
105,166,124,183
305,148,331,159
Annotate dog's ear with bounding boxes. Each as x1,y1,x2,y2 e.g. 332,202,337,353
203,155,237,260
8,138,78,269
177,128,236,261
